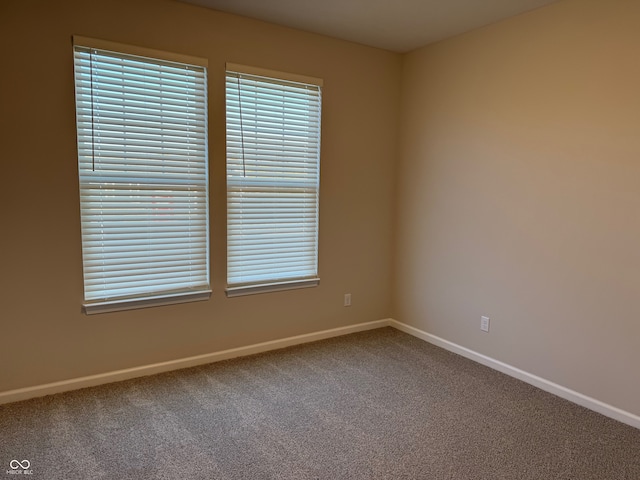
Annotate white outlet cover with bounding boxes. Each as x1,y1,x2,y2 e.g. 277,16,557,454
481,316,490,332
344,294,352,307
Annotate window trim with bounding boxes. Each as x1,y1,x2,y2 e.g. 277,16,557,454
83,290,212,315
226,279,319,298
224,63,322,297
73,36,211,313
225,63,323,88
73,36,208,68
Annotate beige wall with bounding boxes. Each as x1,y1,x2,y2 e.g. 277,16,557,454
0,0,400,391
2,0,638,421
396,0,640,417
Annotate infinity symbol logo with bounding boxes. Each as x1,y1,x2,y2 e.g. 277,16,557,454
10,460,30,470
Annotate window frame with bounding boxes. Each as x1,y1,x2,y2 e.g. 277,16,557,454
73,36,211,314
224,63,323,297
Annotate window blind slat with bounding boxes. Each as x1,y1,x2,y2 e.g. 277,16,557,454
226,68,321,289
75,42,210,307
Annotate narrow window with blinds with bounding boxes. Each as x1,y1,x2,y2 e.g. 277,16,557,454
225,64,322,296
73,37,210,314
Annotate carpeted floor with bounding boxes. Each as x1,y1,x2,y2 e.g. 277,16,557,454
1,327,639,479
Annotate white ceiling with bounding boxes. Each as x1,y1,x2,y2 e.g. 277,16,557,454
178,0,560,52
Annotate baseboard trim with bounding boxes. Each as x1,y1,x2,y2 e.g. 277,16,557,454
0,318,392,405
389,319,640,430
5,317,638,430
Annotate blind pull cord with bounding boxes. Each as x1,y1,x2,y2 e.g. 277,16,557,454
90,49,96,172
236,75,246,177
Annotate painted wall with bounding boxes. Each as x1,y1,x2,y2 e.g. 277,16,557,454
0,0,400,391
396,0,640,417
3,0,638,421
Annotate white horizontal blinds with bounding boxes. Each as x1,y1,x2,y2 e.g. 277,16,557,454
226,68,321,288
74,43,209,304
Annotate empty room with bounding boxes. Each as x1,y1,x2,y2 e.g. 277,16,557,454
1,0,639,478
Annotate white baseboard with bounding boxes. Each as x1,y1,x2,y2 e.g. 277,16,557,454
4,317,638,431
389,319,640,430
0,319,392,405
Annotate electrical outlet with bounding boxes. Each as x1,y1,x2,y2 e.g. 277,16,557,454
480,316,490,332
344,293,352,307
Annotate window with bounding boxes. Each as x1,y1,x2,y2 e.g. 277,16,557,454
73,37,210,314
225,64,322,296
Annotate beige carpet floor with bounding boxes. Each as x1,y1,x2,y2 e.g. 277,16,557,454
1,327,639,479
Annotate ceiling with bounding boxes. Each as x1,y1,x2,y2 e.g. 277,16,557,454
178,0,560,52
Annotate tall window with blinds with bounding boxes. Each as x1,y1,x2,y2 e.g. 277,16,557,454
225,65,322,296
73,37,210,314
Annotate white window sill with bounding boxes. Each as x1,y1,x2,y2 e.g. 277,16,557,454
83,290,212,315
226,278,319,297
